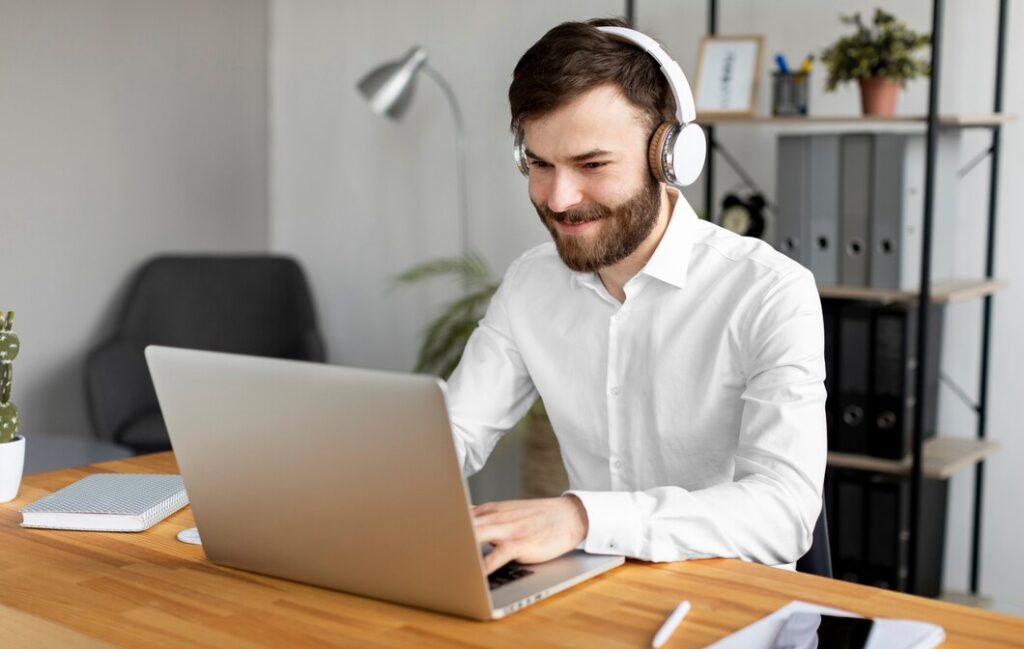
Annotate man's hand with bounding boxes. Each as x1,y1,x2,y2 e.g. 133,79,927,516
472,495,589,575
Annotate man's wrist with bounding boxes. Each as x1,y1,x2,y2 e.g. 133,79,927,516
564,494,589,542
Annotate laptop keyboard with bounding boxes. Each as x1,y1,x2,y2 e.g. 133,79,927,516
487,562,534,590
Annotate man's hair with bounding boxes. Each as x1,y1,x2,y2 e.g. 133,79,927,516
508,18,676,134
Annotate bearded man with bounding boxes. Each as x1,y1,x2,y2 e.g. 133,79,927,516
446,18,827,576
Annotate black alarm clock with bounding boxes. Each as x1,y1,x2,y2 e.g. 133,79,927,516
719,192,766,239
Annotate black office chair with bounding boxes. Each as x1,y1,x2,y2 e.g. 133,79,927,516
85,255,326,454
796,501,833,578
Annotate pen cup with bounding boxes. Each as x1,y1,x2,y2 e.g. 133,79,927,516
772,72,810,116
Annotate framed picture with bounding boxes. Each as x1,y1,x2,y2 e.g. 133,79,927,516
694,35,764,117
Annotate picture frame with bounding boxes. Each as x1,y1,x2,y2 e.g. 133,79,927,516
693,35,765,117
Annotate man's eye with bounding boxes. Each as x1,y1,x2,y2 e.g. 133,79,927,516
529,160,551,169
583,161,608,170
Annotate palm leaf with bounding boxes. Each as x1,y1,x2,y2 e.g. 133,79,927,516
395,253,500,378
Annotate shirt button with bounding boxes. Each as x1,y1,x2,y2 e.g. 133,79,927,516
607,540,617,550
614,459,623,469
610,386,621,396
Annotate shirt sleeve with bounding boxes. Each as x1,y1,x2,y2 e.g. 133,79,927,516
568,268,827,565
446,256,538,477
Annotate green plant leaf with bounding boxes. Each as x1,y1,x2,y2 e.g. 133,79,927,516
821,6,930,91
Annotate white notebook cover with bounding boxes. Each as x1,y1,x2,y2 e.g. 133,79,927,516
20,474,188,532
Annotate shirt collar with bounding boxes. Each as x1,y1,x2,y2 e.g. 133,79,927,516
640,188,697,289
569,187,698,292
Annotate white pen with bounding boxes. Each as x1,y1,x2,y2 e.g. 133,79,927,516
652,600,691,648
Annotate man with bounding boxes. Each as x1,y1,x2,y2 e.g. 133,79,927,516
446,18,826,575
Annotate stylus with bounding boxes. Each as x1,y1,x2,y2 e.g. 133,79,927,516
652,599,691,648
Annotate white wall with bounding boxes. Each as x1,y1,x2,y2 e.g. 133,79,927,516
269,0,624,372
0,1,270,438
270,0,1023,613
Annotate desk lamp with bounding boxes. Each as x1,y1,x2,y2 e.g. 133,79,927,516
357,47,469,263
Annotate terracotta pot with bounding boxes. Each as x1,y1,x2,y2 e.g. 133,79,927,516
859,77,901,116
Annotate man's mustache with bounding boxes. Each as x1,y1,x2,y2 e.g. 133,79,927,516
538,203,611,225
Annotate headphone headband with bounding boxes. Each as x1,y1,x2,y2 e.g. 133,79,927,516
597,26,697,125
513,25,705,187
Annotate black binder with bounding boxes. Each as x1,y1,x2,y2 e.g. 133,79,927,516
826,468,949,597
822,300,839,435
868,303,945,459
833,302,872,454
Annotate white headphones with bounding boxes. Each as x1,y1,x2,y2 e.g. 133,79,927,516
513,26,707,187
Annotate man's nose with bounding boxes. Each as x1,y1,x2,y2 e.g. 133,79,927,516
546,171,584,214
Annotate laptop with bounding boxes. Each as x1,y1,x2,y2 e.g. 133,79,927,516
145,346,624,620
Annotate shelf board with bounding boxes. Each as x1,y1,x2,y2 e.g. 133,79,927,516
701,113,1015,128
817,279,1007,305
827,436,1000,479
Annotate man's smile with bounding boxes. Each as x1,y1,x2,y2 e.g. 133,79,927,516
555,218,601,235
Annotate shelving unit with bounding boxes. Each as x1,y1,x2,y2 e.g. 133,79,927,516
700,114,1014,127
817,279,1006,305
699,0,1009,597
828,437,1000,480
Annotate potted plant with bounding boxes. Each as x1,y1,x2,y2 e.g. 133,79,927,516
821,8,931,116
0,311,25,503
395,256,568,498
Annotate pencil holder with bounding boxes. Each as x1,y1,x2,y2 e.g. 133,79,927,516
772,72,810,116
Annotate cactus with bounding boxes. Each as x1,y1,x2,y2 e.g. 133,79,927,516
0,311,19,444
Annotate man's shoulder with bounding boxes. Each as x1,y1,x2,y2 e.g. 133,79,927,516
692,219,812,285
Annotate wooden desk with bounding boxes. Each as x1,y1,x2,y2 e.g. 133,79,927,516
2,453,1022,648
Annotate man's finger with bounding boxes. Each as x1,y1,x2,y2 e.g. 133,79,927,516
472,502,498,516
483,543,517,575
473,521,519,546
472,508,532,526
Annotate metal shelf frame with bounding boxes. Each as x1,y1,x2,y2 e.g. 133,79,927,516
692,0,1008,596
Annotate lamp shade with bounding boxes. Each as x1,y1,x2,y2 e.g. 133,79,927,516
357,46,429,120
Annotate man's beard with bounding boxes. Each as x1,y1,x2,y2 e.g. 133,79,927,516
533,176,662,273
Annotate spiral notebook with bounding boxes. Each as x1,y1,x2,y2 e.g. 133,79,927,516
21,474,188,532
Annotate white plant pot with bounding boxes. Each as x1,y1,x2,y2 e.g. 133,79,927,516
0,435,25,503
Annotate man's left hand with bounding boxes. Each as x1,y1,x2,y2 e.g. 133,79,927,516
473,495,589,575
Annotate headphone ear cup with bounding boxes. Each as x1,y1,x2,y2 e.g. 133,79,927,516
647,122,675,184
649,121,707,187
670,122,707,187
513,129,530,177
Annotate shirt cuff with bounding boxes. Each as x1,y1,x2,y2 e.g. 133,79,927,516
565,490,642,557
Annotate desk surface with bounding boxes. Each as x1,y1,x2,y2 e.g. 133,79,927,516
2,453,1022,648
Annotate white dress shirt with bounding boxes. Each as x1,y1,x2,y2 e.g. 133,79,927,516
446,190,826,566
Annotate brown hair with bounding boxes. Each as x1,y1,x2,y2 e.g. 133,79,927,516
508,18,676,134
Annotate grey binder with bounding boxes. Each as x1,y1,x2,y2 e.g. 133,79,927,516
840,134,873,286
776,136,809,266
870,134,905,289
807,135,841,285
869,132,961,290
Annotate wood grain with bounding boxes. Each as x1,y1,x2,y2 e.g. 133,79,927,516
1,453,1022,647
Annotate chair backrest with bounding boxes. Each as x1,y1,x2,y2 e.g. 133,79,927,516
796,500,833,578
120,256,321,357
86,255,325,445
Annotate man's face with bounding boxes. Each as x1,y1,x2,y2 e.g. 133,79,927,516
522,84,662,273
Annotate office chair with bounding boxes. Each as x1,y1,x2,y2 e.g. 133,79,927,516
85,255,325,454
796,500,833,578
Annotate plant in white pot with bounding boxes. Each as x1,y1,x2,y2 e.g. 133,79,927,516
0,311,25,503
395,256,569,498
821,8,931,116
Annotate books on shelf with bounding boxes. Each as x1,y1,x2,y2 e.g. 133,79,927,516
21,474,188,532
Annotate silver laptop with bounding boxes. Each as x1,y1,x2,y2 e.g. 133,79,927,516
145,346,623,620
